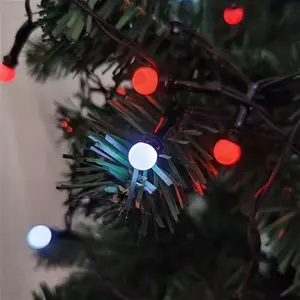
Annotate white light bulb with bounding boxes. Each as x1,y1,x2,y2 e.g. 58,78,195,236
128,142,158,171
27,225,52,250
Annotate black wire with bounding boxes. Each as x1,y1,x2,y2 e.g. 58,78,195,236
172,21,300,95
170,21,251,85
71,0,300,142
236,119,300,299
221,86,272,118
255,119,300,205
68,0,300,108
45,0,300,161
71,0,157,69
25,0,33,23
260,70,300,89
218,85,300,157
173,79,272,122
257,111,300,157
171,80,300,156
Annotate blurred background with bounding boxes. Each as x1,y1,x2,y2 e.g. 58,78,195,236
0,0,74,298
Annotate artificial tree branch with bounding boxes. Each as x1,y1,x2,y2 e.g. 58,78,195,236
87,270,132,300
255,119,300,202
236,119,300,299
56,0,300,146
170,21,251,86
257,111,300,157
169,77,300,158
71,0,157,69
260,70,300,89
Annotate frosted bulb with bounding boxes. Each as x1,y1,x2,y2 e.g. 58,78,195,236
27,225,52,249
128,142,158,171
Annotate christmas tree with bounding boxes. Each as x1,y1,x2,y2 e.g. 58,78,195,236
2,0,300,299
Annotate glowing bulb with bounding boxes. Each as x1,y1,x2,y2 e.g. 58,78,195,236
116,87,126,96
223,7,244,25
26,225,52,249
213,139,241,166
0,64,15,82
60,121,68,128
132,67,158,95
128,142,158,170
66,126,73,133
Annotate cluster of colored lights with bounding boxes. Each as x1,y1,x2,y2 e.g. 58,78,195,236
26,141,241,250
128,138,241,169
60,117,73,133
0,5,243,84
131,66,242,167
27,59,243,253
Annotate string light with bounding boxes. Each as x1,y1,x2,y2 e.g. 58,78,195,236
1,18,36,83
223,6,244,25
132,67,158,95
26,225,52,249
213,139,241,166
0,64,15,82
128,142,158,170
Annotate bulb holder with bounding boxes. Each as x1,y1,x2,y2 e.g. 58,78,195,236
2,55,17,69
27,225,80,250
143,133,163,151
0,20,36,83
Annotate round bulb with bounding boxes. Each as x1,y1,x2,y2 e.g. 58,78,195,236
128,142,158,170
66,126,73,133
223,7,244,25
116,87,126,96
132,67,158,95
26,225,52,250
0,64,15,82
213,139,241,166
60,121,68,128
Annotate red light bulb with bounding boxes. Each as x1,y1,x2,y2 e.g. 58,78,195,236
0,64,15,82
60,121,68,128
223,7,244,25
66,126,73,133
132,67,158,95
213,139,241,166
116,87,126,96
